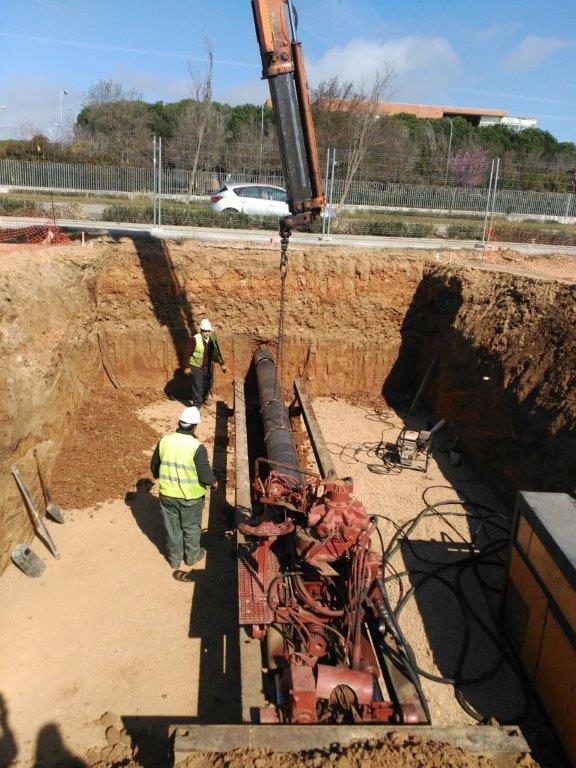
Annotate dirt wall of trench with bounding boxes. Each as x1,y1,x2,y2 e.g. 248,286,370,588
384,266,576,500
0,237,574,573
92,237,419,395
0,248,105,573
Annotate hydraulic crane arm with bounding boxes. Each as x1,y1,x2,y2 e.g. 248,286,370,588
251,0,325,235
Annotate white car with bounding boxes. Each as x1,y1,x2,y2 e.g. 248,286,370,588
209,183,290,217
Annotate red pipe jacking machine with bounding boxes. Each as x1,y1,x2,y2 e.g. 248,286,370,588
237,349,425,726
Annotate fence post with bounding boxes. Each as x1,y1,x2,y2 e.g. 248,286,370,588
321,148,331,239
483,158,500,257
488,158,500,234
153,136,157,226
157,136,162,227
326,149,336,237
564,193,573,224
482,159,495,242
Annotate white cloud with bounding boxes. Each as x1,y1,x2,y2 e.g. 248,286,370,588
222,36,460,107
306,37,460,102
501,35,574,71
473,23,517,43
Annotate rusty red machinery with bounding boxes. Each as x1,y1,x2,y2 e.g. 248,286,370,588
237,348,424,725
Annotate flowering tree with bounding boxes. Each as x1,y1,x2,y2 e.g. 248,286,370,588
448,147,489,188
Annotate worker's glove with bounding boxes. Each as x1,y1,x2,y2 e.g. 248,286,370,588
220,364,227,373
183,367,191,374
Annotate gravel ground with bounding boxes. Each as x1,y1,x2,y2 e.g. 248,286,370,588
310,397,526,727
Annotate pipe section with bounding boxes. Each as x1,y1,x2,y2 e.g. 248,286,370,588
253,347,301,480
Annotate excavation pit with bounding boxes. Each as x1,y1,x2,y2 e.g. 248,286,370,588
0,237,574,767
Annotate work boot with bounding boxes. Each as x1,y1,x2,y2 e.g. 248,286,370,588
184,548,206,567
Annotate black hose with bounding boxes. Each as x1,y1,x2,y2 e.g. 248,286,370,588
379,492,531,724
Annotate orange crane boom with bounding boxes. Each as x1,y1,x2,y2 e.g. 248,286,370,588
251,0,325,232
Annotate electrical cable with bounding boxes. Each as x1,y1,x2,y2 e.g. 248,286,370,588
379,491,532,724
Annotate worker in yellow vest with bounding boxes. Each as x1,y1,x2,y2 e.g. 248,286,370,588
183,318,226,408
150,406,217,569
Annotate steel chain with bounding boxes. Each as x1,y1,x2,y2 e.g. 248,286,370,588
265,236,290,443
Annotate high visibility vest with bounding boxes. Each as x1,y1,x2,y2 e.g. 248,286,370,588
189,333,206,368
157,432,205,500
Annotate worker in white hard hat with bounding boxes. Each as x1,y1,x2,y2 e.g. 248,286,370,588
150,406,218,569
183,318,226,408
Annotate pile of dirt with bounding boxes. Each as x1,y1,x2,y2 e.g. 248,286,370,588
174,735,535,768
51,387,161,508
78,712,538,768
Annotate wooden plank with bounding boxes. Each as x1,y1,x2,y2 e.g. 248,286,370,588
294,378,336,480
234,379,252,523
173,724,529,764
234,379,267,723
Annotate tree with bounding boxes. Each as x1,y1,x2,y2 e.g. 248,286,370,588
312,69,394,206
75,80,151,164
148,101,185,139
172,39,225,194
448,147,489,187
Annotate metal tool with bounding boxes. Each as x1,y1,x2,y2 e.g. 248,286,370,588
11,464,60,559
33,448,65,523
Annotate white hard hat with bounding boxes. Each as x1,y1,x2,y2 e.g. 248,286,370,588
199,319,212,331
179,406,201,426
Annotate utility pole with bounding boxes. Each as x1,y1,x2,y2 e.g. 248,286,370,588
444,119,453,186
59,90,68,149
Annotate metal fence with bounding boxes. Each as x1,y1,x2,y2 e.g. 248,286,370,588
1,155,575,221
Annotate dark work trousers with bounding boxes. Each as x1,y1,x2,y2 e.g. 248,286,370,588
189,364,212,407
159,494,205,567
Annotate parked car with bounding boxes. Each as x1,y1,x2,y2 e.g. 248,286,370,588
209,183,290,218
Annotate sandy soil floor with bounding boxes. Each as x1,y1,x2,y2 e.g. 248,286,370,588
0,387,555,768
0,396,238,768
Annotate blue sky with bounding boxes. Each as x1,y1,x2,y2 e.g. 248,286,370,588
1,0,575,142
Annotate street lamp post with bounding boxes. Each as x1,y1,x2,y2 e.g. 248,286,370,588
59,89,68,149
444,118,454,186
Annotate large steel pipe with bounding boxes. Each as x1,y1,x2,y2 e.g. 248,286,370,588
254,347,301,481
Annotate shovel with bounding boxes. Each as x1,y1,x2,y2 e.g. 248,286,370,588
33,448,65,523
11,464,60,559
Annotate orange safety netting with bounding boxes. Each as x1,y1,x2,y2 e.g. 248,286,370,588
0,224,72,245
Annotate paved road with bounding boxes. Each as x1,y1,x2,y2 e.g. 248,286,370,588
1,214,575,257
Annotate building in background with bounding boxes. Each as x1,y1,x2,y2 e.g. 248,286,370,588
376,102,537,131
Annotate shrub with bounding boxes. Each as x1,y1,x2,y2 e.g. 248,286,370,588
100,203,281,230
0,198,44,215
446,223,483,240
